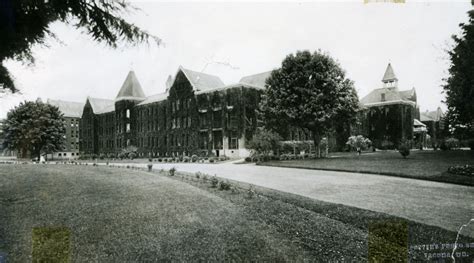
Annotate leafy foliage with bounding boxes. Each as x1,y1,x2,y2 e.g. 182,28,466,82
2,100,66,159
0,0,161,93
346,135,372,152
398,140,411,159
247,128,282,156
260,50,359,155
443,10,474,139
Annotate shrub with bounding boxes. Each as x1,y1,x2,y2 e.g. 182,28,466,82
195,172,201,179
99,153,106,160
245,157,252,162
169,167,176,176
398,140,411,159
129,152,137,160
183,156,190,163
346,135,372,153
210,176,219,188
191,155,198,162
209,158,215,163
247,187,256,199
219,180,231,191
444,137,460,150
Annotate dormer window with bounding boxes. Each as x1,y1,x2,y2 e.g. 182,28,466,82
381,93,386,102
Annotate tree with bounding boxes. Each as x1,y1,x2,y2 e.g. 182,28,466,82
247,129,282,156
443,10,474,140
260,50,360,157
0,0,161,93
2,100,66,160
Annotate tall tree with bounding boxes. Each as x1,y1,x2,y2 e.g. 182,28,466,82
2,100,66,160
0,0,161,93
260,50,359,156
443,10,474,139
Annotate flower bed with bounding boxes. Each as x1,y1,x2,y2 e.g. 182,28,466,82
447,165,474,177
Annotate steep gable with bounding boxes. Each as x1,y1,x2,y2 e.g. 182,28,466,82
86,97,115,114
177,67,225,92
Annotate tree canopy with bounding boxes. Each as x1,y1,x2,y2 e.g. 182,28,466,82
443,10,474,139
259,50,359,155
0,0,161,93
2,100,66,159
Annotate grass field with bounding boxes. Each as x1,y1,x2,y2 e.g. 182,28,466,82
0,164,472,261
262,150,474,186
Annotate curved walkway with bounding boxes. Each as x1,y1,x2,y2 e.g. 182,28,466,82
112,161,473,236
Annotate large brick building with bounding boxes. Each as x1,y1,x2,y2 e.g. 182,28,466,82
79,63,426,156
80,67,268,158
46,99,84,159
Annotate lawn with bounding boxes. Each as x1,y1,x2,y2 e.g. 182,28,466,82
262,150,474,186
0,164,472,261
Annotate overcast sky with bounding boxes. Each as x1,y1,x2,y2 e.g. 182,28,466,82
1,1,472,118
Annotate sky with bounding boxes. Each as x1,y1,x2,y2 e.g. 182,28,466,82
0,1,472,118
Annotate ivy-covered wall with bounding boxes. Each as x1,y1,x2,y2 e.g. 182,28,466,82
363,103,415,148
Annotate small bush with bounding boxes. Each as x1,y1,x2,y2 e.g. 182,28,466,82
195,172,201,179
209,158,215,163
169,167,176,176
99,153,106,160
398,140,411,159
247,187,256,199
183,156,190,163
441,137,460,151
191,155,198,162
219,180,231,191
245,157,252,162
210,176,219,188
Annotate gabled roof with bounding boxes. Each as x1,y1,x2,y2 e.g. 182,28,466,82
239,71,273,89
420,108,444,122
178,67,225,92
360,87,417,107
86,97,115,114
47,99,85,118
399,88,416,102
137,92,168,106
382,63,397,82
115,71,146,101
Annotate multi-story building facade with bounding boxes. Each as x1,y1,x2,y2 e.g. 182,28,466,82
80,67,268,158
46,99,84,159
358,63,421,148
80,63,424,156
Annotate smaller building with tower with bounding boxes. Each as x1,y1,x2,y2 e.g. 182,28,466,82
358,63,423,148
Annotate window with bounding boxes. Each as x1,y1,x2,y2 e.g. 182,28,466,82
381,93,386,102
229,131,238,149
126,123,131,133
126,109,130,118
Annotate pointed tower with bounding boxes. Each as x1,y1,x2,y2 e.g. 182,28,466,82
115,71,146,101
382,63,398,89
115,71,146,150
